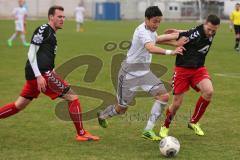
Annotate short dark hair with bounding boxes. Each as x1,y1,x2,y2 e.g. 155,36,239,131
206,14,220,25
145,6,162,19
48,5,64,17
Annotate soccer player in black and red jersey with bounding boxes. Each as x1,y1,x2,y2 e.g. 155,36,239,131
0,6,99,142
159,15,220,137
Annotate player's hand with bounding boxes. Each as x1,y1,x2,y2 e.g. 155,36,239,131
36,75,47,92
164,29,179,34
172,46,185,55
176,36,189,46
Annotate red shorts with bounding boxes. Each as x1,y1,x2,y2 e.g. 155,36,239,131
172,67,210,95
20,71,70,100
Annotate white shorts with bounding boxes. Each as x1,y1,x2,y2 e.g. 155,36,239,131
117,69,167,107
76,18,84,23
15,21,24,32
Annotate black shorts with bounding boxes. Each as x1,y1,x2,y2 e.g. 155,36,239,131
234,25,240,34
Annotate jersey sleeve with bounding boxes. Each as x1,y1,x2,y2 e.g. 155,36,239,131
31,24,49,45
138,29,154,45
178,27,198,43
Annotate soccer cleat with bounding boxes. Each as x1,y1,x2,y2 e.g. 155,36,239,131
80,28,84,32
76,131,100,141
75,135,89,141
23,42,30,47
188,122,204,136
7,40,13,47
142,130,161,141
83,131,100,141
97,111,108,128
159,126,169,138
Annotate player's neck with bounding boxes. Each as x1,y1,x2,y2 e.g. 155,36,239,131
48,22,57,32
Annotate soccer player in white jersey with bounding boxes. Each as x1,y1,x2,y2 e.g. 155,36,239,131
97,6,187,141
7,0,30,47
75,3,85,32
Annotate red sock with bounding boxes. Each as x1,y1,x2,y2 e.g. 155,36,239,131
68,99,85,136
164,108,175,128
190,96,210,124
0,103,19,119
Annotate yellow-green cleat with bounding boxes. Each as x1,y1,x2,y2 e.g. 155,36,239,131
23,42,30,47
188,122,204,136
7,40,13,47
142,130,161,141
159,126,169,138
97,111,108,128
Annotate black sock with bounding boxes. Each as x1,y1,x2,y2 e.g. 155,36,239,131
235,38,239,48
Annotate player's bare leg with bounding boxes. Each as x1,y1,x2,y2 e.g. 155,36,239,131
0,96,31,119
62,89,99,141
234,33,240,51
7,31,20,47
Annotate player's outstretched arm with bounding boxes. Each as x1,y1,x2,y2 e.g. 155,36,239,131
145,42,185,56
156,32,189,47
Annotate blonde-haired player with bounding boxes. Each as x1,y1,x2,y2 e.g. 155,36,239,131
75,3,85,32
7,0,30,47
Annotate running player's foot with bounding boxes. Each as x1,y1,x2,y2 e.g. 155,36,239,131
188,122,204,136
159,126,169,138
76,131,100,141
7,40,12,47
83,131,100,141
142,130,161,141
23,42,30,47
80,28,84,32
97,111,108,128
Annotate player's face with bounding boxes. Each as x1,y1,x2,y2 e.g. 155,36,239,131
203,22,219,38
52,10,65,30
145,16,162,32
18,0,24,7
236,4,240,11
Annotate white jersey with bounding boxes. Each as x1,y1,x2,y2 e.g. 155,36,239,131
12,6,27,23
75,6,85,22
125,22,158,77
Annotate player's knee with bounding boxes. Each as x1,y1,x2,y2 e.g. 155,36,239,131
158,93,169,102
15,101,28,110
65,93,78,102
172,99,182,109
115,104,128,114
203,88,214,100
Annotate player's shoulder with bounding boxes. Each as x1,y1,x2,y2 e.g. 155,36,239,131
136,23,148,33
34,24,50,33
32,24,50,44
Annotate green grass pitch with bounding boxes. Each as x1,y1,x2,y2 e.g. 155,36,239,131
0,19,239,160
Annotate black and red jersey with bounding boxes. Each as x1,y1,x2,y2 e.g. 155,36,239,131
25,24,57,80
176,24,215,68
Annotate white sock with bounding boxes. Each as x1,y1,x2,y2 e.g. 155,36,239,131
9,33,17,41
20,34,26,44
77,23,80,32
144,100,167,131
99,104,119,119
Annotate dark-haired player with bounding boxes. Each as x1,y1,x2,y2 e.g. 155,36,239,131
97,6,186,141
159,15,220,137
0,6,99,142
